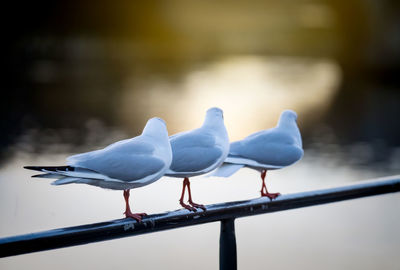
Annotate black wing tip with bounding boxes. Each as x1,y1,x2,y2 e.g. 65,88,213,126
23,166,75,172
24,166,43,171
31,173,45,178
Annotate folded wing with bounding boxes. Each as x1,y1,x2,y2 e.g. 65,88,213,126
68,139,165,182
169,132,222,173
230,130,303,167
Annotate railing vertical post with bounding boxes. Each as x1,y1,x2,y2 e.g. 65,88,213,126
219,218,237,270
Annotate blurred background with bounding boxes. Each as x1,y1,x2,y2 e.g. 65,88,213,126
1,1,399,269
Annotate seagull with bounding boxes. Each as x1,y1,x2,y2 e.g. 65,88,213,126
24,117,172,222
212,110,303,200
165,107,229,211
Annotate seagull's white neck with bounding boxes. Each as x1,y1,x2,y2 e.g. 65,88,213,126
277,115,302,147
202,114,224,130
277,116,296,129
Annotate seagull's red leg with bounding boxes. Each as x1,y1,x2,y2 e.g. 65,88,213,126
260,170,281,200
179,178,197,211
186,178,206,211
123,189,147,222
260,170,268,195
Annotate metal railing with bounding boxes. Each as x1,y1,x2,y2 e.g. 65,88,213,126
1,176,400,270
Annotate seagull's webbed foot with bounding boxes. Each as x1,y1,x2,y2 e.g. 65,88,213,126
124,210,147,222
179,177,205,211
261,191,281,200
180,200,198,212
188,200,206,211
123,189,147,222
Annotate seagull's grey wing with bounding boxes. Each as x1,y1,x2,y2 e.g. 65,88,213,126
239,130,296,151
229,129,289,155
231,130,303,166
169,132,186,140
169,132,222,172
229,141,243,156
67,138,149,164
68,140,165,181
243,129,268,140
67,149,104,164
76,153,165,181
170,129,216,149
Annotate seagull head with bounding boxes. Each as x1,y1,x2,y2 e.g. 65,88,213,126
277,110,299,128
150,117,167,126
202,107,226,129
206,107,224,119
142,117,169,137
281,110,298,121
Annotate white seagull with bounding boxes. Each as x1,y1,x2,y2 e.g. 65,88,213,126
24,117,172,221
165,107,229,211
212,110,303,200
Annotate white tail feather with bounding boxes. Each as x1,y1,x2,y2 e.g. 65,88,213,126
210,163,244,178
43,169,119,182
32,173,64,179
52,177,82,185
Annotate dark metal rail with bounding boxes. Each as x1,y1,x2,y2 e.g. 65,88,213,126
1,176,400,269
